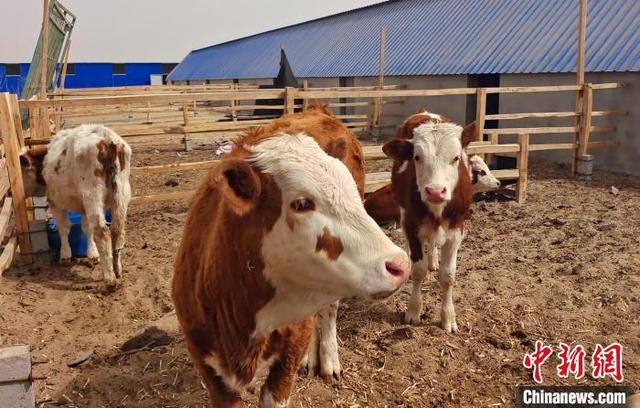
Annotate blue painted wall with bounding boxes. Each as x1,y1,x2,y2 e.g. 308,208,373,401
0,62,169,94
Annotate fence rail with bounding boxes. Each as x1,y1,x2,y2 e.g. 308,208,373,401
0,80,625,268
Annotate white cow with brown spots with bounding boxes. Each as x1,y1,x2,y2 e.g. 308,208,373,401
20,124,132,291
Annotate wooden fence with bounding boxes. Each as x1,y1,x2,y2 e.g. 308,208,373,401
0,81,624,266
0,93,31,268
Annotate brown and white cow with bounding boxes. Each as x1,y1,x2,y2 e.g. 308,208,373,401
20,124,132,291
172,105,410,407
364,154,500,226
382,111,474,333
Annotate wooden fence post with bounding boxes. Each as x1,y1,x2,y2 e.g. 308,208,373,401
8,97,26,149
302,80,309,111
516,133,530,203
486,132,499,167
230,83,238,122
0,93,33,263
284,87,295,114
577,83,593,158
475,87,487,142
572,0,588,175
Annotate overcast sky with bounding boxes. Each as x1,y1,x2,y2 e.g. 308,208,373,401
0,0,384,63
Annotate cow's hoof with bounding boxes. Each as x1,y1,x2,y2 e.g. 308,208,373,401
100,280,120,294
59,257,72,267
319,353,341,382
404,310,422,325
443,319,459,334
78,257,99,268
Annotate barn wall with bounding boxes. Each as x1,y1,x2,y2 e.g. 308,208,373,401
352,75,469,126
500,72,640,175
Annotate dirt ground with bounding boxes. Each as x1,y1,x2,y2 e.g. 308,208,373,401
0,144,638,407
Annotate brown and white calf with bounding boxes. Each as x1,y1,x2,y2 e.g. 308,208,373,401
364,154,499,226
172,106,410,407
20,124,132,290
382,111,474,333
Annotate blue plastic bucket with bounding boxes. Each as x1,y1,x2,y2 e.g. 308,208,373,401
47,210,112,258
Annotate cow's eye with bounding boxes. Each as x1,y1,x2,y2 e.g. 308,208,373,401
480,170,487,176
291,197,315,212
414,155,421,162
452,155,460,163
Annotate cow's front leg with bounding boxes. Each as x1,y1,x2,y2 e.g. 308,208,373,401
51,207,72,265
404,226,425,325
428,244,440,272
439,230,463,333
303,302,341,379
262,318,314,407
404,257,427,325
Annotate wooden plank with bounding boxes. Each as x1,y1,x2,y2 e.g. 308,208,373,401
20,89,289,109
0,198,13,242
516,134,529,203
335,114,369,120
285,87,295,114
485,111,625,120
475,88,487,142
365,172,391,193
0,170,10,203
0,94,32,261
20,82,626,110
486,132,499,166
467,143,520,154
577,83,593,158
0,237,18,275
131,160,219,175
8,97,25,149
302,80,309,111
483,126,615,135
529,143,575,151
485,83,623,94
362,142,522,161
528,140,613,151
40,0,50,99
130,190,194,205
493,168,520,179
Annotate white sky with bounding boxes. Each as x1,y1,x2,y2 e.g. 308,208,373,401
0,0,383,63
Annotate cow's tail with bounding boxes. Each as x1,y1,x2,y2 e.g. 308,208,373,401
95,127,128,188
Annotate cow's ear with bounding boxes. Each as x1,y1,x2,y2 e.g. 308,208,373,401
19,153,32,169
382,139,414,161
19,149,34,169
216,159,262,215
325,137,348,160
461,121,476,147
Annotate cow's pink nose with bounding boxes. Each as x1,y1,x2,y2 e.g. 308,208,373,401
385,254,410,283
425,185,447,202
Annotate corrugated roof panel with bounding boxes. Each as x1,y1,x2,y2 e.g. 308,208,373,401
168,0,640,81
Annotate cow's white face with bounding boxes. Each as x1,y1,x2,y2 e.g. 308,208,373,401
250,134,410,300
469,155,501,193
412,123,464,215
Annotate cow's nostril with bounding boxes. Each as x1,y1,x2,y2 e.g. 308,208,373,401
385,261,404,277
441,186,447,194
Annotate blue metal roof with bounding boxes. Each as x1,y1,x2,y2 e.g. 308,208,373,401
168,0,640,81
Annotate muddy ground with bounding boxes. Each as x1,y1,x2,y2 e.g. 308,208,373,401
0,144,638,407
